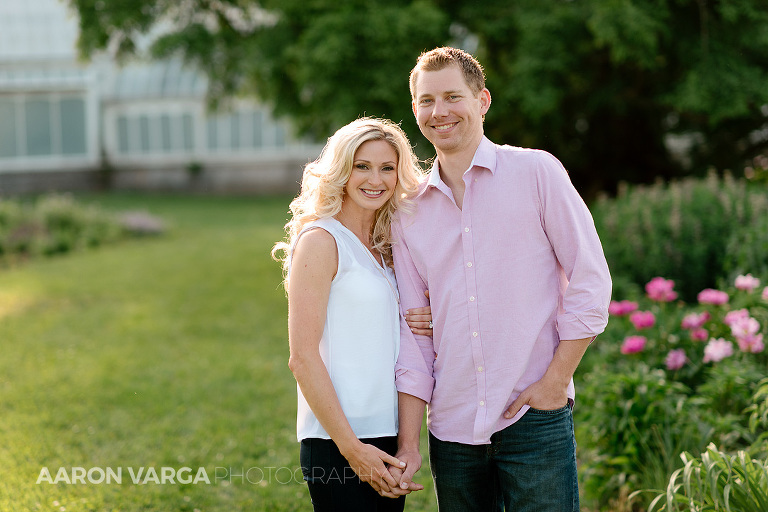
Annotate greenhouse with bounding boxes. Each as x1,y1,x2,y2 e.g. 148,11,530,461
0,0,321,194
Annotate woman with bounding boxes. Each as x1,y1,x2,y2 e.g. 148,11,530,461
272,118,431,511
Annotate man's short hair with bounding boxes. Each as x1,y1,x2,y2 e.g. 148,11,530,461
409,47,486,99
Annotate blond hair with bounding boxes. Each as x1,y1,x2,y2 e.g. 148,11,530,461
409,46,486,99
272,117,422,277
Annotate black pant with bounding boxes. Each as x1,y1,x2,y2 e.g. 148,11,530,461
300,436,406,512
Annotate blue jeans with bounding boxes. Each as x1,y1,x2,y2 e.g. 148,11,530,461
428,404,579,512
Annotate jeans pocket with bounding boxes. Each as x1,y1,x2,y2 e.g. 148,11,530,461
527,403,571,415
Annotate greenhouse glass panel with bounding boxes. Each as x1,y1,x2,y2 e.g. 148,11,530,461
117,115,129,153
252,111,263,148
206,117,217,151
160,114,172,152
0,99,17,158
139,115,150,153
25,98,52,156
60,98,86,155
182,113,194,151
230,113,241,150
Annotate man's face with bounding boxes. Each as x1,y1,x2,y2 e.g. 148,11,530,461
412,65,490,157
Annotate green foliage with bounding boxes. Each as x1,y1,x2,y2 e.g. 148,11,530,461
577,364,711,509
630,444,768,512
34,194,123,255
0,194,162,264
66,0,768,197
695,359,767,451
592,173,768,301
745,378,768,460
578,358,767,510
0,199,24,256
102,0,451,146
723,212,768,284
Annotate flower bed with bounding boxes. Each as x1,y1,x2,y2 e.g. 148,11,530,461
578,274,768,510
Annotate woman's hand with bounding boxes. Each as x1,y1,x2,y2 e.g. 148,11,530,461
382,448,424,497
405,290,432,336
340,441,405,495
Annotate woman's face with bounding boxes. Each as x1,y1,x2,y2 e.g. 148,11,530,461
344,139,398,214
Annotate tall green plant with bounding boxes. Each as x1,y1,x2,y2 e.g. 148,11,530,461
630,444,768,512
745,378,768,460
592,173,768,301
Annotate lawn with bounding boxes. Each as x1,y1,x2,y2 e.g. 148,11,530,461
0,194,438,512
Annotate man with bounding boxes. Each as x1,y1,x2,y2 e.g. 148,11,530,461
388,47,612,511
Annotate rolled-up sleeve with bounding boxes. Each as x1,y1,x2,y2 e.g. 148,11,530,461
536,152,612,341
392,215,435,403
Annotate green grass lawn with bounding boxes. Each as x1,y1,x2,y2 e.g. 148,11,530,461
0,194,437,512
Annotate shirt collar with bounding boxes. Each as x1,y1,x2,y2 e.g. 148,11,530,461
419,136,497,197
471,136,497,174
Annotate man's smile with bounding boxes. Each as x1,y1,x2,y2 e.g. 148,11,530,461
432,122,458,132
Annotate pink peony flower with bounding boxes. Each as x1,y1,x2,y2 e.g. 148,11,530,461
629,311,655,330
763,286,768,301
697,289,729,305
724,309,750,326
665,349,687,370
681,312,710,329
731,316,760,339
736,334,764,353
690,328,709,341
621,335,647,354
734,274,761,291
703,338,734,363
645,277,678,302
608,300,639,316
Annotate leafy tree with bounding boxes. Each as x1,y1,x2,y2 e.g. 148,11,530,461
68,0,768,197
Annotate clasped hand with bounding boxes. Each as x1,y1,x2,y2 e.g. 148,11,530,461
378,450,423,498
343,442,423,498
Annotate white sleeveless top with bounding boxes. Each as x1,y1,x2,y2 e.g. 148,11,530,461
289,217,400,441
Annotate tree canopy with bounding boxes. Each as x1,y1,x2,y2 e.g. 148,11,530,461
68,0,768,197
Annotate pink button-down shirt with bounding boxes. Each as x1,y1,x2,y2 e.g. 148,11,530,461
392,136,611,445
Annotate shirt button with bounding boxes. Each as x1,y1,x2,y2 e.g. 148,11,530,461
477,366,484,372
469,296,475,302
464,227,470,232
472,332,478,337
479,400,485,406
466,262,473,267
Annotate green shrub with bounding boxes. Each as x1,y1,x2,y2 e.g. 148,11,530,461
578,364,711,510
0,194,160,264
0,199,23,256
723,213,768,286
592,172,768,301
